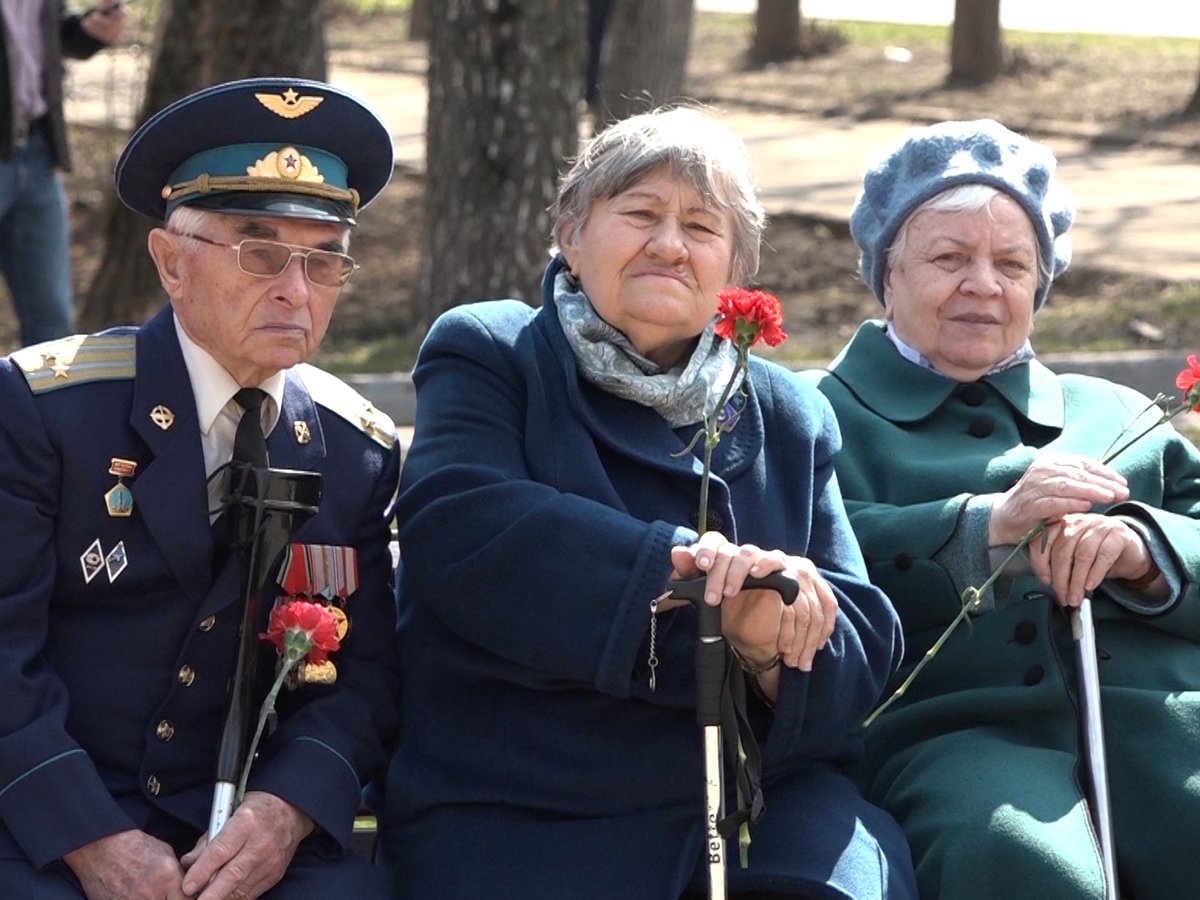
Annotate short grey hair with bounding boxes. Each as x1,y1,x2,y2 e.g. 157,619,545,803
551,106,766,284
164,206,351,252
885,183,1051,296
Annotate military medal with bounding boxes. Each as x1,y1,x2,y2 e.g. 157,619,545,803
104,458,137,517
279,543,359,602
277,544,358,686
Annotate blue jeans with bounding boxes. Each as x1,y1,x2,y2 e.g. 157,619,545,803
0,126,75,348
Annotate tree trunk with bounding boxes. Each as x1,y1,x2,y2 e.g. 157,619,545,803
79,0,327,331
595,0,694,126
419,0,582,324
409,0,432,41
750,0,802,65
1184,48,1200,116
948,0,1003,87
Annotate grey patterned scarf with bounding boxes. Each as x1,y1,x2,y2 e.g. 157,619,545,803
553,267,742,428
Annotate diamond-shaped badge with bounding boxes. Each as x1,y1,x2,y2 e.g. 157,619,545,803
105,541,128,583
80,538,104,584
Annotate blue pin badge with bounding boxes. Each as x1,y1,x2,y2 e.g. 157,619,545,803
105,458,137,518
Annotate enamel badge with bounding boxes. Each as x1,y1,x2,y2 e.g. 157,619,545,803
104,458,137,517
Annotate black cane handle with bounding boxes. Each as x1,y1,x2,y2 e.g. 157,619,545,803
669,571,800,643
667,571,800,606
669,572,799,727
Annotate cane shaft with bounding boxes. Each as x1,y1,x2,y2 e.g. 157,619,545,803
702,725,728,900
208,465,321,838
1071,595,1117,899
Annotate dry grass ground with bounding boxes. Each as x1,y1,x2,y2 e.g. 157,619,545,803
5,9,1199,369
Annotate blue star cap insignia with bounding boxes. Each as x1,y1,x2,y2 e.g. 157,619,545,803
114,77,394,225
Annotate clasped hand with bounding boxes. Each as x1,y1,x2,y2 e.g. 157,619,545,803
663,531,838,673
988,452,1157,606
62,791,312,899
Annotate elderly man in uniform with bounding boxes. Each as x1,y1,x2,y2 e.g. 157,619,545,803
0,78,400,897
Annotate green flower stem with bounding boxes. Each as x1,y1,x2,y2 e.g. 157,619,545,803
863,522,1044,729
696,347,748,534
1099,396,1187,465
235,653,299,805
862,383,1197,730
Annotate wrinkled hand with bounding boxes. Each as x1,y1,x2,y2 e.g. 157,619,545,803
63,828,187,899
669,532,837,673
81,3,128,45
1028,513,1158,607
180,792,313,899
989,453,1129,546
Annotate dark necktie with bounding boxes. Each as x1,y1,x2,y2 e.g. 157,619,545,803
233,388,270,467
212,388,270,575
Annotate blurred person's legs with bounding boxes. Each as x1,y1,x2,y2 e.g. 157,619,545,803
0,122,75,347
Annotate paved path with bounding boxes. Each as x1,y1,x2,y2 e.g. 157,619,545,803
698,0,1200,39
68,54,1200,283
62,18,1200,425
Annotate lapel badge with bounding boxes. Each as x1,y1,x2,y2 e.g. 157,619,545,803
293,420,311,445
105,541,128,583
150,405,175,431
80,539,130,584
80,538,105,584
105,458,137,518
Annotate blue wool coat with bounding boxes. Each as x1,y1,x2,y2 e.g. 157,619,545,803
807,321,1200,900
379,260,916,899
0,306,400,873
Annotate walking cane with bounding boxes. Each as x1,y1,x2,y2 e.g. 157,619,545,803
1071,593,1118,900
207,463,322,838
669,571,799,899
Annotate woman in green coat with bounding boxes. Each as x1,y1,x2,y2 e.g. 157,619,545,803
805,118,1200,899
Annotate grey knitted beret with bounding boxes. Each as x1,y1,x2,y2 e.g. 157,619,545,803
849,118,1075,311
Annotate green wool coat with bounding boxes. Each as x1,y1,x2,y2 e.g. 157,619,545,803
805,322,1200,900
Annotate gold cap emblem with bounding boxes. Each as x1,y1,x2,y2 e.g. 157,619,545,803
255,88,324,120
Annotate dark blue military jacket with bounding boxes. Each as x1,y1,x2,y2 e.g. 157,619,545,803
0,306,400,869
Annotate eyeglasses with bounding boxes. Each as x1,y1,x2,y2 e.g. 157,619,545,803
173,232,358,287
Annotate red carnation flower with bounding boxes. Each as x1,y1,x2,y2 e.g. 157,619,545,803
714,287,787,349
261,599,341,665
1176,353,1200,411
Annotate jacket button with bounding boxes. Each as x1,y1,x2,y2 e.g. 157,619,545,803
959,383,987,406
198,615,216,632
894,552,913,571
1023,665,1044,686
968,417,994,438
1014,621,1037,645
155,720,175,742
146,775,161,796
178,665,195,687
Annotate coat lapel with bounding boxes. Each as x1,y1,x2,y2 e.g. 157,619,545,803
128,309,213,601
267,371,327,474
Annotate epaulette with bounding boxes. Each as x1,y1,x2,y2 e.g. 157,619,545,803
297,363,397,450
10,332,137,394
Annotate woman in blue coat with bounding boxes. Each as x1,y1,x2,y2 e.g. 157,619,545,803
378,107,915,899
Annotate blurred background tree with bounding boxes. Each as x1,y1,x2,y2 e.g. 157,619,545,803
80,0,327,330
948,0,1003,86
418,0,582,322
594,0,695,126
